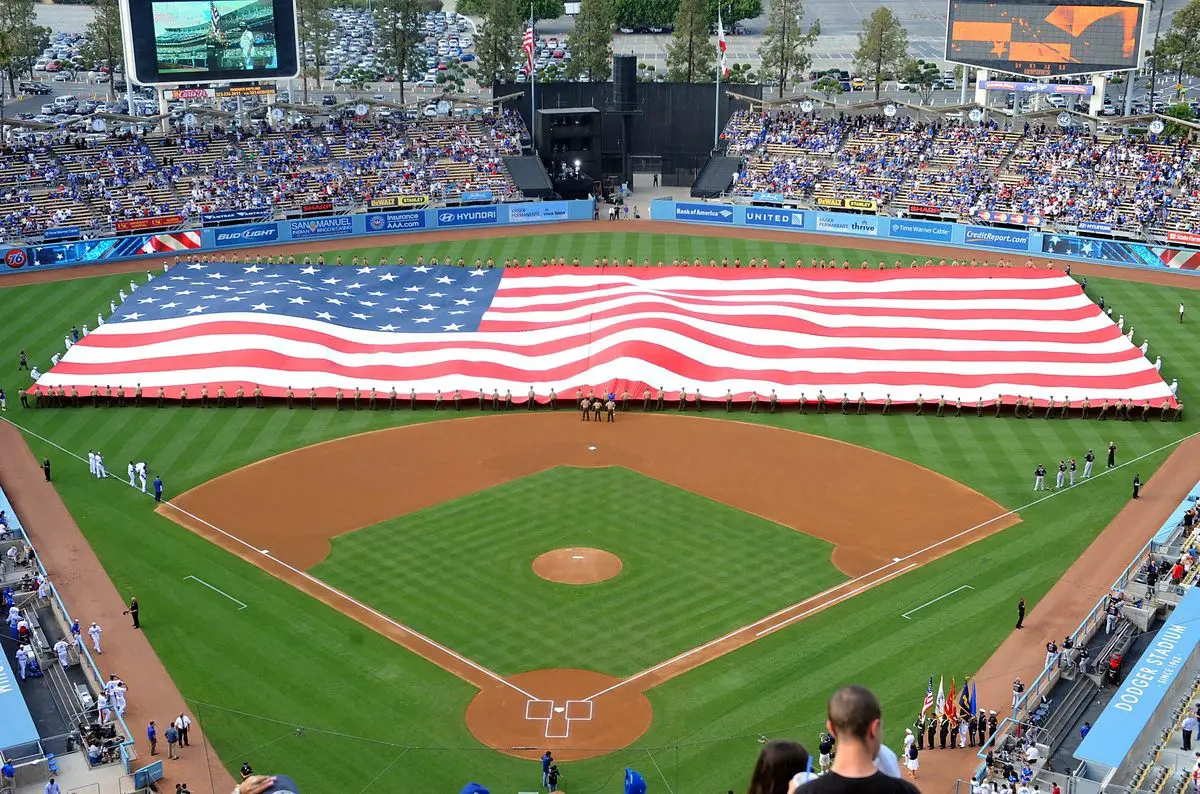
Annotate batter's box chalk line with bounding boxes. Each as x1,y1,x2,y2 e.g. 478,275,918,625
525,697,595,739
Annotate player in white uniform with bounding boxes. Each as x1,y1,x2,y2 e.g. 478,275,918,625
88,622,102,654
96,693,111,725
95,453,106,479
88,450,97,477
127,461,136,487
136,462,148,492
53,638,69,668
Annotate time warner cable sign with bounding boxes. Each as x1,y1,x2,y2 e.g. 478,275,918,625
675,204,734,223
214,224,279,247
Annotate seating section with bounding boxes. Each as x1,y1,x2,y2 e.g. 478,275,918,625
0,110,526,241
723,110,1200,235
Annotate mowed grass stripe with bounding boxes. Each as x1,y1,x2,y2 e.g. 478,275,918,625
312,466,847,676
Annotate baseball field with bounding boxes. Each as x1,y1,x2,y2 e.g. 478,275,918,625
3,225,1198,794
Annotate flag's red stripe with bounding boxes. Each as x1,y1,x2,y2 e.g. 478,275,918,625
493,283,1085,303
78,316,1129,355
496,266,1067,282
49,346,1167,391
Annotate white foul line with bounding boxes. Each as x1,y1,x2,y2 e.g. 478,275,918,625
900,585,975,620
583,429,1200,703
184,575,248,610
0,417,538,703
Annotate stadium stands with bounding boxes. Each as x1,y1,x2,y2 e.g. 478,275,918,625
0,109,527,241
722,110,1200,237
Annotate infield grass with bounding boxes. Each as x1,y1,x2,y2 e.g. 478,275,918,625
1,232,1197,794
312,466,846,675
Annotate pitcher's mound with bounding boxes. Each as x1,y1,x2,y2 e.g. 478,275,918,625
533,548,622,584
465,668,652,760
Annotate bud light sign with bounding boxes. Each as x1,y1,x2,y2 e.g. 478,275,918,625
214,224,280,247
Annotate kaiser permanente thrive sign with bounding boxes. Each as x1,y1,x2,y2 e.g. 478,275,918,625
1076,588,1200,769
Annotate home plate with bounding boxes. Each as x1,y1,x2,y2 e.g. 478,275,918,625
588,446,597,451
554,706,565,713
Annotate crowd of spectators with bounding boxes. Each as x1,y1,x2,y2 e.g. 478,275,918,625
725,110,1200,235
0,109,527,241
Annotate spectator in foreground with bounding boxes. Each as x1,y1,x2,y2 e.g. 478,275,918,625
230,776,277,794
747,740,811,794
796,685,919,794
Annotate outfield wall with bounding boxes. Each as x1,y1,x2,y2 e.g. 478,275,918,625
0,200,596,275
648,199,1200,275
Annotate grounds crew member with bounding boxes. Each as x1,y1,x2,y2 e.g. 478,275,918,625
840,393,849,415
915,394,925,416
749,393,758,414
548,388,557,411
580,395,591,420
606,397,616,422
454,389,463,411
882,394,892,415
858,393,867,415
725,390,734,412
816,390,827,413
771,390,779,414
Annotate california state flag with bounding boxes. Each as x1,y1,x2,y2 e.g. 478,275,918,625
717,10,728,78
935,675,945,719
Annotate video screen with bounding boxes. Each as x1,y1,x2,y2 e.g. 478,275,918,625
125,0,299,85
946,0,1144,77
152,0,277,74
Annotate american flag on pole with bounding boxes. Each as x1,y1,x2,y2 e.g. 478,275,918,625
37,265,1174,404
523,24,535,74
717,10,729,78
920,676,935,719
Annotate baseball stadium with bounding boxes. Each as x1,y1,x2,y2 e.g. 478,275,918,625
1,1,1200,793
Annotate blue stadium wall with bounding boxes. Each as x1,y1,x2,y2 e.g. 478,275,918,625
650,199,1200,275
1,200,595,274
2,197,1196,277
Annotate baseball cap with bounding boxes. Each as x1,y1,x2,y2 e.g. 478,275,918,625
262,775,299,794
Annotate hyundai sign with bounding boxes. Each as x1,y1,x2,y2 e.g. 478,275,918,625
214,224,280,247
745,208,805,229
366,211,426,233
674,203,734,223
437,207,498,227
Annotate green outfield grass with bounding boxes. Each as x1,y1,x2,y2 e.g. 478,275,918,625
1,231,1196,794
312,466,846,676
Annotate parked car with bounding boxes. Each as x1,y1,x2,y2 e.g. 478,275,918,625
321,94,337,105
21,81,51,95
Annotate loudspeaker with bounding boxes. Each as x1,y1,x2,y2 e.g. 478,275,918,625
612,54,637,111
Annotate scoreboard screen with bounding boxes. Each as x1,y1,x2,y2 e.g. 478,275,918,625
945,0,1145,77
123,0,300,85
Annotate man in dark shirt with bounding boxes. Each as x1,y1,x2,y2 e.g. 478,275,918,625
797,685,919,794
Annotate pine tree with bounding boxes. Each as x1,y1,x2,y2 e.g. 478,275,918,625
0,0,48,97
567,0,615,81
81,0,123,99
1159,0,1200,93
375,0,437,105
853,7,908,99
757,0,819,95
476,0,525,86
295,0,334,104
665,0,714,82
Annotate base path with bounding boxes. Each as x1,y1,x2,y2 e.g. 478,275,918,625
918,433,1200,793
533,548,623,584
0,423,236,794
162,412,1017,757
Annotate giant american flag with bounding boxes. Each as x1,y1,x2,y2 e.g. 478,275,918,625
37,263,1174,405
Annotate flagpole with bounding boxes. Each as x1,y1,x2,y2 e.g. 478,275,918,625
530,3,537,153
714,6,721,149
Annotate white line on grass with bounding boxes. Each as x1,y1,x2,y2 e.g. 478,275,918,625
900,585,975,620
583,429,1200,702
184,575,248,610
0,417,539,702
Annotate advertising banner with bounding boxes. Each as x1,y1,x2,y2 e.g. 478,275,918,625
1167,230,1200,247
1042,234,1144,265
436,206,499,227
889,218,954,242
42,227,82,241
814,214,880,236
508,202,570,223
964,226,1030,251
116,215,183,233
816,197,878,212
214,85,276,98
4,248,28,268
289,217,354,239
365,211,426,233
751,192,787,204
970,209,1043,226
368,195,430,209
201,209,271,225
908,205,943,215
300,201,335,214
744,208,805,229
979,80,1094,96
1079,221,1114,234
460,190,494,203
214,224,280,247
674,203,734,223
